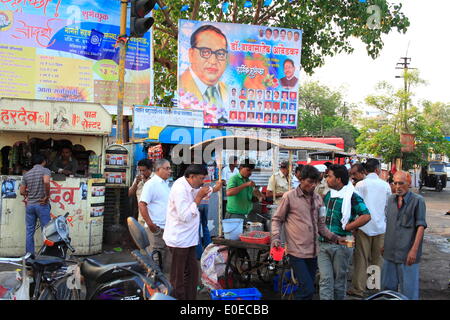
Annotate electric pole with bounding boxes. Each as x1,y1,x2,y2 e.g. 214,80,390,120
395,56,416,170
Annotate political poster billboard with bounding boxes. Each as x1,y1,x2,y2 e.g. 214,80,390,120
0,0,152,107
177,19,302,129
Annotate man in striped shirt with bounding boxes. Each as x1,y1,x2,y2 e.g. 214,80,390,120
19,153,52,254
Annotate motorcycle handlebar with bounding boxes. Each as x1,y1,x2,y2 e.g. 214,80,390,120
131,250,172,294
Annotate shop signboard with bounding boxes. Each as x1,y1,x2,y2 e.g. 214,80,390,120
0,98,112,135
177,19,302,129
133,105,204,139
0,0,152,107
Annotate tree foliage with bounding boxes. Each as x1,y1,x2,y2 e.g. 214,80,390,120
356,74,450,169
286,81,360,151
150,0,409,104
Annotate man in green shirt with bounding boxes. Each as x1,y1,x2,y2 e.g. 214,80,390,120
226,159,264,220
318,164,371,300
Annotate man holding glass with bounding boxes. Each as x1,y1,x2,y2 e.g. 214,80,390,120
180,25,229,109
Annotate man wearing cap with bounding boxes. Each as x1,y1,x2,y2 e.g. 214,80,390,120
315,164,329,199
267,161,290,204
226,159,265,221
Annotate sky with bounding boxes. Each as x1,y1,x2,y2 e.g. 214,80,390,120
300,0,450,112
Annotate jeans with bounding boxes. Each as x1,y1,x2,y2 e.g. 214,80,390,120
381,259,419,300
288,255,318,300
196,204,212,260
25,203,51,254
318,242,353,300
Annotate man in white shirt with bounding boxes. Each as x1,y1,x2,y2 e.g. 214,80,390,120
139,159,172,274
348,158,392,298
163,164,211,300
221,156,239,182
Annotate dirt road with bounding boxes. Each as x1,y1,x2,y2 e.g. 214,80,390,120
415,185,450,299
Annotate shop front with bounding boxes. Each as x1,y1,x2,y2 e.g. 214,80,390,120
0,98,112,256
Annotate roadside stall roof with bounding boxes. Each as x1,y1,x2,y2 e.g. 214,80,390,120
279,138,344,152
190,135,277,152
190,136,345,152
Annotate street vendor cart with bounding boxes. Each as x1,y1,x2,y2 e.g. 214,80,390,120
0,98,112,256
190,136,343,295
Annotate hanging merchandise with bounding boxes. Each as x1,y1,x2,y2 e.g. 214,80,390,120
148,144,164,160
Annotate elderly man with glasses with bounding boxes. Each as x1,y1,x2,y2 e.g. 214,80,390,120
138,159,173,275
179,24,229,113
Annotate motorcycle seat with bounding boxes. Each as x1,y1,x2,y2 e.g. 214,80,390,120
80,258,141,283
26,255,65,269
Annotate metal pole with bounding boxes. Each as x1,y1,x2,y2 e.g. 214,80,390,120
272,146,277,203
217,151,223,237
116,0,128,145
288,150,293,191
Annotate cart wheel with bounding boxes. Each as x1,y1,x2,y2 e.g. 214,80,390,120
279,266,297,300
224,248,252,289
256,249,277,283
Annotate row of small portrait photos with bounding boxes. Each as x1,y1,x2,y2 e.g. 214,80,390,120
228,112,296,124
230,88,297,102
258,28,301,42
229,100,297,112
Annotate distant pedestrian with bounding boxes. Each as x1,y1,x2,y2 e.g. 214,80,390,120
19,153,51,254
349,163,366,186
348,158,391,298
381,171,427,300
292,164,304,189
314,164,329,199
196,173,223,260
129,159,153,225
163,164,212,300
221,156,239,182
138,159,171,274
267,161,290,204
318,164,371,300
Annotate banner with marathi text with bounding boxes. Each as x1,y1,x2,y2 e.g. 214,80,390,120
177,19,302,129
0,0,152,107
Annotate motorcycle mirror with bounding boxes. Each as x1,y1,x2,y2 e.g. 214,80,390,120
64,212,70,218
127,217,150,250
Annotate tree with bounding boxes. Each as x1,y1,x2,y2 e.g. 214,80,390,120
421,101,450,136
287,81,360,151
151,0,409,104
356,74,450,169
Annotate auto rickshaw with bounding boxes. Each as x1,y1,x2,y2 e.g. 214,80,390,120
419,161,447,192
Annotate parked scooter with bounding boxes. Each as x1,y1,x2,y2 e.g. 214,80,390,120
0,213,76,300
39,216,173,300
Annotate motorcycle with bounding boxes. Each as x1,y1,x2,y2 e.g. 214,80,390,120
0,213,76,300
39,216,173,300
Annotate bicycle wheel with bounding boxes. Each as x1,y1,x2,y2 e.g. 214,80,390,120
38,277,81,300
224,248,252,289
256,250,276,283
279,267,297,300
